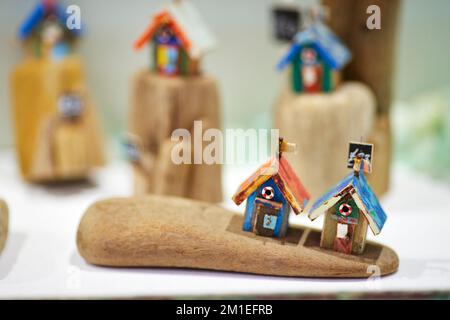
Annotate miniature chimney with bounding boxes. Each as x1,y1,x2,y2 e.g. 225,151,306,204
278,138,296,159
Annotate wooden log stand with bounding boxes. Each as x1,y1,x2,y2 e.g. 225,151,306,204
10,57,105,182
322,0,401,195
0,199,8,254
274,82,377,198
77,195,399,278
128,70,222,203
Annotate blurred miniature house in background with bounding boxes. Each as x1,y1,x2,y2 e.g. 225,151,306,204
10,0,105,182
134,0,216,76
276,21,351,93
232,140,310,238
18,0,80,60
128,0,222,203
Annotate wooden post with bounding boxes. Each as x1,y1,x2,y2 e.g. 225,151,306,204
322,0,402,195
0,199,8,254
320,210,337,250
352,215,368,255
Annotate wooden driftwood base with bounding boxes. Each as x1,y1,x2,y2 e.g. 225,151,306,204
129,70,222,203
274,82,379,198
10,57,105,182
77,196,399,278
0,199,9,254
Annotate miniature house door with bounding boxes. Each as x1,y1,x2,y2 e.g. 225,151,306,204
252,203,279,237
334,223,355,254
300,48,322,93
333,199,359,254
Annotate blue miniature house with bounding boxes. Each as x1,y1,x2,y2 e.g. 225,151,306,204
18,0,81,59
232,157,310,238
277,22,351,93
308,172,387,255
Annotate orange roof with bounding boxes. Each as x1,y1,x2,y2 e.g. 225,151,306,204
232,157,310,214
134,11,191,51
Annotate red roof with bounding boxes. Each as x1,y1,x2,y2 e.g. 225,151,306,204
232,157,310,214
134,11,191,51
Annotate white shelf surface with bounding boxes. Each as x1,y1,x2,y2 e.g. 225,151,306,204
0,149,450,299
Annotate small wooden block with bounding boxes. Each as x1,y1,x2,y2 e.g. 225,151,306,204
77,196,399,278
0,199,9,254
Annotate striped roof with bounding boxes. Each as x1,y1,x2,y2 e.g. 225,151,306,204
232,157,310,214
308,173,387,235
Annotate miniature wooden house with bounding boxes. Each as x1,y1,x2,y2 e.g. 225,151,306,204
232,157,310,238
308,172,387,255
134,0,216,76
277,21,351,93
18,0,81,60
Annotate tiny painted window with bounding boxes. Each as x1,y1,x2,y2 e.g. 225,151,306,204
333,198,359,225
263,214,277,230
261,186,275,200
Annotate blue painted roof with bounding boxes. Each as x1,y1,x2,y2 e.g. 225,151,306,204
277,22,351,71
309,173,353,213
353,173,387,234
18,1,81,40
309,173,387,235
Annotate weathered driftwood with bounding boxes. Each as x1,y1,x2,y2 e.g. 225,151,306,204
322,0,401,194
274,82,378,198
10,57,105,182
76,195,399,278
0,199,8,254
129,70,222,203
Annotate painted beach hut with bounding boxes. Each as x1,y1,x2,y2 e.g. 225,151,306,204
276,21,351,93
18,0,81,59
134,0,217,76
308,171,387,255
232,156,310,238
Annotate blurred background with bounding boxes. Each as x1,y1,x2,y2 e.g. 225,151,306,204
0,0,449,180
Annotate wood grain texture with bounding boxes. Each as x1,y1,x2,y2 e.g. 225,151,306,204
0,199,9,254
129,70,222,203
274,82,378,198
10,56,105,182
76,195,399,278
322,0,401,116
322,0,401,195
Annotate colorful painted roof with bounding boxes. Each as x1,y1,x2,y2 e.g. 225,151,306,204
308,173,387,235
18,0,82,40
232,157,310,214
277,22,351,71
134,0,216,59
